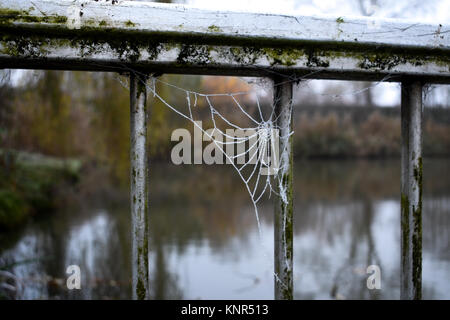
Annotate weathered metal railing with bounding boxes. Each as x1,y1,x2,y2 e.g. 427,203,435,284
1,0,449,300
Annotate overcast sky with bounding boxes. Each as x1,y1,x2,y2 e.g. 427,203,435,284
186,0,449,106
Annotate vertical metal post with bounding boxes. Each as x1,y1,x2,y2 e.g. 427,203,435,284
273,77,294,300
400,80,423,300
130,72,150,300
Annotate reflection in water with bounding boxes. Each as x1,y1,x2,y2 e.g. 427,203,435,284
0,159,449,299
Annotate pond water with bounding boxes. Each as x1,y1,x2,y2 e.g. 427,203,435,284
0,159,449,299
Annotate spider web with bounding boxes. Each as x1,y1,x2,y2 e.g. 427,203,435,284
113,66,398,293
118,70,295,290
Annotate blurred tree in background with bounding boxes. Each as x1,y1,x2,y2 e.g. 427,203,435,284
0,70,209,186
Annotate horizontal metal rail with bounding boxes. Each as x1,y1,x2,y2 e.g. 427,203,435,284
0,0,449,82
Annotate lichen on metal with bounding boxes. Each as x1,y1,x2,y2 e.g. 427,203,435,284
274,78,294,300
0,0,449,82
400,80,423,300
130,72,150,300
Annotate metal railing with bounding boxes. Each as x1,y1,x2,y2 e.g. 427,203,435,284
1,0,449,300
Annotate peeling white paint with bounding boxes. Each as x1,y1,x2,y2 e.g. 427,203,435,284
0,0,449,82
1,0,449,49
66,4,81,30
